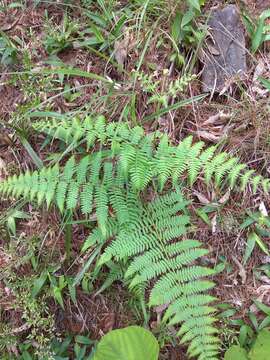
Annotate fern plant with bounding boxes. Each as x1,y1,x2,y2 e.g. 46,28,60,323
98,191,219,360
1,115,269,360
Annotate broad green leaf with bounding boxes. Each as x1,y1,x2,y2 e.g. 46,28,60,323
75,335,94,345
260,77,270,90
242,13,255,37
249,329,270,360
171,11,182,43
253,300,270,316
224,345,248,360
254,232,269,255
239,325,249,347
7,216,16,235
260,9,270,22
143,94,207,122
22,351,33,360
68,281,77,305
18,133,44,169
182,9,195,27
73,246,102,286
251,18,264,53
53,287,65,309
93,326,159,360
240,216,256,230
195,208,211,225
243,232,256,264
249,312,259,332
31,271,48,298
187,0,201,11
258,316,270,331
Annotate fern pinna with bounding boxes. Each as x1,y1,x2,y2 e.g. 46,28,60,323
1,115,269,360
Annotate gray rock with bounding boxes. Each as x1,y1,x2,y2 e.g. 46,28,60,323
202,5,247,93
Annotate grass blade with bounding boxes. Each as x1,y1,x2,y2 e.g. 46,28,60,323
16,131,44,169
73,246,102,286
243,232,256,265
143,94,207,122
39,67,111,83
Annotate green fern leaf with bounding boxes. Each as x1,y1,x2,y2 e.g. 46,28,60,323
95,184,108,236
63,156,76,182
241,169,255,191
56,181,68,213
228,163,247,188
187,141,205,185
80,183,94,215
204,152,228,185
66,182,80,210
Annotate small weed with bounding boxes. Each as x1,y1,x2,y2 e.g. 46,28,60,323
0,32,19,66
242,9,270,53
241,210,270,264
43,15,80,55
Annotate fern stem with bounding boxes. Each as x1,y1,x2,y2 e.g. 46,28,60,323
64,211,73,262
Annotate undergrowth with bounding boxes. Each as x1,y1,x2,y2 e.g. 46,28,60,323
1,115,269,360
1,0,270,359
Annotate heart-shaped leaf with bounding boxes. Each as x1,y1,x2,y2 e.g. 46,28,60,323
93,326,159,360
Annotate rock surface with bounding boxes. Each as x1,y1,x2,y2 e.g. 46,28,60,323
202,5,247,92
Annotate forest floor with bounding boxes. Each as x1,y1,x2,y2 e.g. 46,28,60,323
0,0,270,359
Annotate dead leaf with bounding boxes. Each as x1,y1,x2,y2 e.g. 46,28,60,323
219,78,234,96
250,285,270,313
114,30,131,66
262,255,270,264
251,86,269,97
0,134,13,147
253,60,265,82
232,255,247,284
154,303,169,325
207,44,220,56
259,276,270,284
196,130,222,143
193,190,210,204
0,157,7,179
205,38,220,56
211,214,217,234
99,312,115,333
219,190,231,204
259,202,268,217
202,111,231,126
154,303,169,314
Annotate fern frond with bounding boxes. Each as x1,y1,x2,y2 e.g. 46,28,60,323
187,141,205,185
63,156,76,182
66,182,80,210
241,169,255,191
76,155,90,184
228,163,247,188
2,117,270,360
80,183,94,215
28,116,269,194
100,191,219,360
153,134,173,190
95,184,108,236
171,136,193,186
204,152,228,185
214,157,238,187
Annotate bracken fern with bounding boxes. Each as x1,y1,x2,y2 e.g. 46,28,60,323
1,115,269,360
